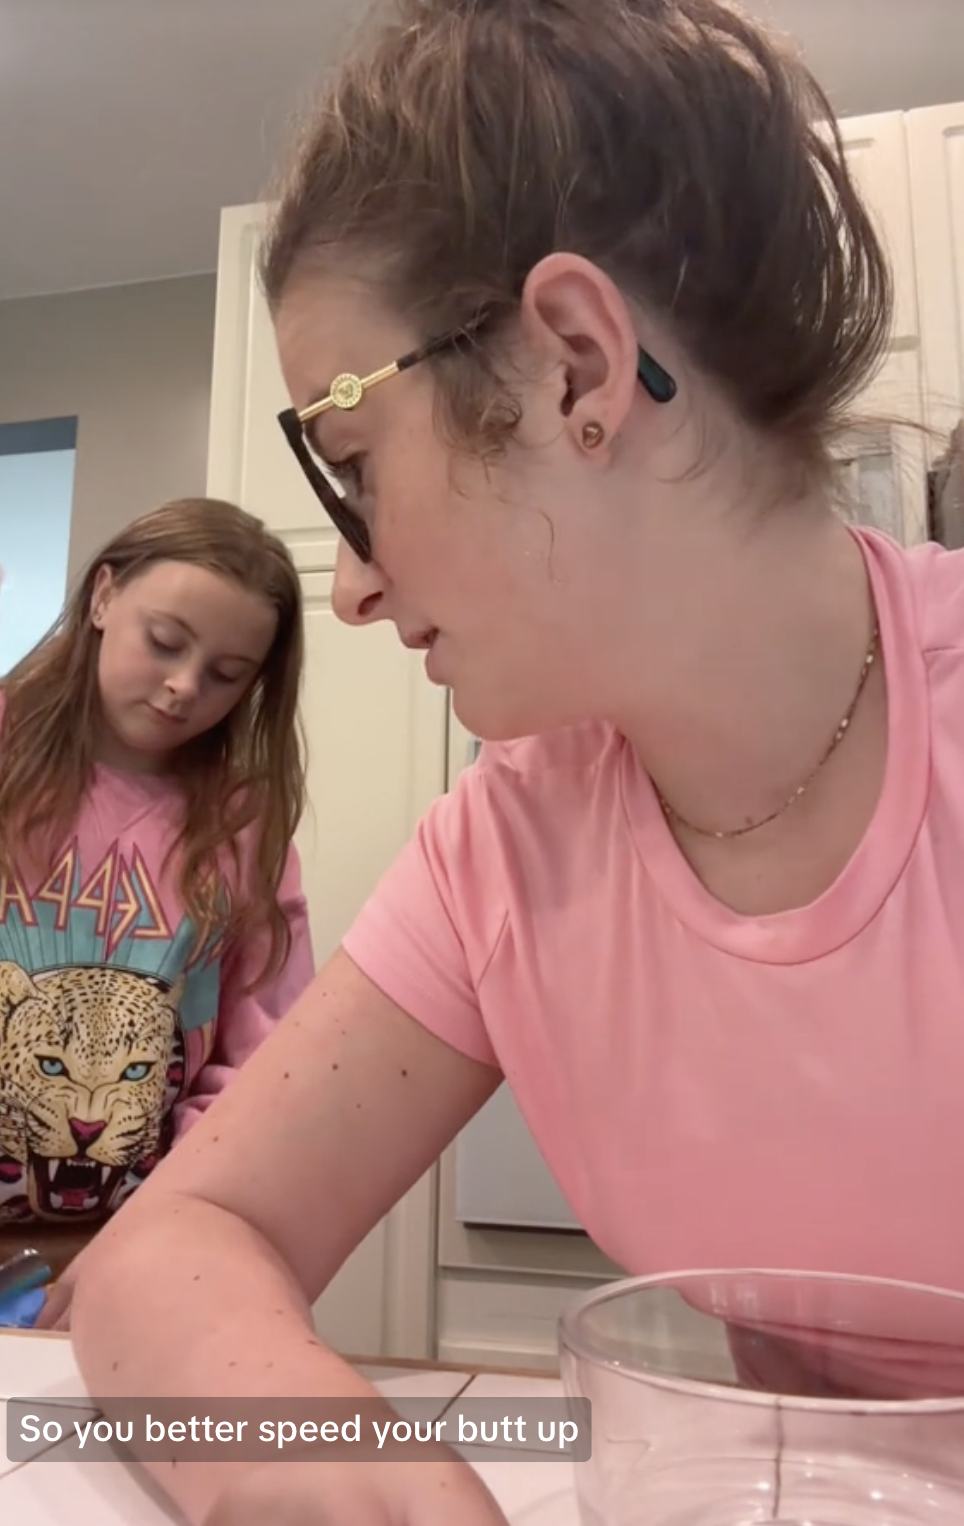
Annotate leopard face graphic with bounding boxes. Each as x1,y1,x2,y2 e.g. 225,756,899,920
0,962,184,1220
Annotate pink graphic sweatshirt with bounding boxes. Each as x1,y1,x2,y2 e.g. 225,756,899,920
0,707,314,1226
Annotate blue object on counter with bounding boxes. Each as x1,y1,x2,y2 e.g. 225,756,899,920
0,1247,52,1327
0,1285,47,1329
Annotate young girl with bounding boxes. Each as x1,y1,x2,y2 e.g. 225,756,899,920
70,2,964,1523
0,497,313,1237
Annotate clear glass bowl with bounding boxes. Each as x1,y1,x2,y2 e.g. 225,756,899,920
558,1269,964,1526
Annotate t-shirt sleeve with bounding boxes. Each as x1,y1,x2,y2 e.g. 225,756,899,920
342,770,504,1070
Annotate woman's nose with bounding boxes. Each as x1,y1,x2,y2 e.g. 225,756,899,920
331,538,388,626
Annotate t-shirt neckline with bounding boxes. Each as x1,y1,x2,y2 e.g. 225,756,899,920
619,527,930,964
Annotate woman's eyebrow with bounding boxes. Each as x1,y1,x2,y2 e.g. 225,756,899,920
300,394,345,457
305,409,357,464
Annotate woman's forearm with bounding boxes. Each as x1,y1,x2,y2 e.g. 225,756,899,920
69,1190,384,1523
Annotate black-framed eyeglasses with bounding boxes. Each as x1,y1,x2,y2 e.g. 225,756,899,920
277,322,677,564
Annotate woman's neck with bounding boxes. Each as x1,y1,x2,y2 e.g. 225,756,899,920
604,503,880,840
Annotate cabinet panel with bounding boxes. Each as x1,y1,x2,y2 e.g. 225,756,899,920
833,112,928,542
836,110,920,348
907,102,964,456
206,204,339,565
296,569,447,966
836,346,930,545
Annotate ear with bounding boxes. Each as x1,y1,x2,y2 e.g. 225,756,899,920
90,565,116,630
518,253,656,458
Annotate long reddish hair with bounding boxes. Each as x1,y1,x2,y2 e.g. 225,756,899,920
0,498,307,985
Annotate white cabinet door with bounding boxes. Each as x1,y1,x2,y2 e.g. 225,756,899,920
907,102,964,455
296,568,447,969
205,205,338,542
833,111,929,544
836,111,921,351
206,203,447,1358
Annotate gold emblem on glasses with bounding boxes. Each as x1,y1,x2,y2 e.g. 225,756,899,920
297,361,404,424
330,373,365,410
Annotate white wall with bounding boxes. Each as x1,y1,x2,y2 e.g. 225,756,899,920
0,276,216,585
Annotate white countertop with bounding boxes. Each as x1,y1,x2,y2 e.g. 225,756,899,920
0,1333,581,1525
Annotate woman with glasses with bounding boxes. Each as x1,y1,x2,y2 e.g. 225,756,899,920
69,2,964,1523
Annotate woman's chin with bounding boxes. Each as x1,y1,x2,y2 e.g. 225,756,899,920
450,688,555,747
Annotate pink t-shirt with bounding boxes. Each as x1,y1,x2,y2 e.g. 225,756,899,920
343,527,964,1296
0,727,314,1226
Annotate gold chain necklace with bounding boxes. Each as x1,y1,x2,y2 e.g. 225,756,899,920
656,625,880,841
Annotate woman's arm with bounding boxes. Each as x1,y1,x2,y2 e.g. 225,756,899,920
69,947,501,1525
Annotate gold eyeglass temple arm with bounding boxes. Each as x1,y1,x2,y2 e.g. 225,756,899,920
298,362,402,423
